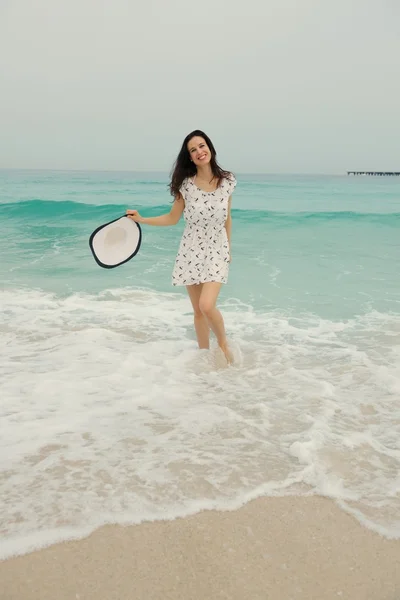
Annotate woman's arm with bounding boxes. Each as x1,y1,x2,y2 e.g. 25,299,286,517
225,197,232,260
126,194,184,226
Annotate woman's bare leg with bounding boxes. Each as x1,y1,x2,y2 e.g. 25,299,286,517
198,282,233,363
186,284,210,349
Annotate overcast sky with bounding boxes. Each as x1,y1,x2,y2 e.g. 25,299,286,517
1,0,399,173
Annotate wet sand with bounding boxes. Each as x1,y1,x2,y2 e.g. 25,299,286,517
1,495,400,600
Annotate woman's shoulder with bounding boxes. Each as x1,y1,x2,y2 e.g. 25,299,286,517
224,171,236,181
180,176,194,189
221,172,237,194
178,176,194,201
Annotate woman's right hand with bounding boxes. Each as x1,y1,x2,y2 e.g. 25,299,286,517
126,209,143,223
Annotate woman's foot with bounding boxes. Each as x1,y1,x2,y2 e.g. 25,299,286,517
219,341,234,365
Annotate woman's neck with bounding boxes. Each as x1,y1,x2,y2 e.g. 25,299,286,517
195,164,213,182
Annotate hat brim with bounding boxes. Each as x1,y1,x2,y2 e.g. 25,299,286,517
89,216,142,269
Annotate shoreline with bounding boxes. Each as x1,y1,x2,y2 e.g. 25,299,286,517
1,495,399,600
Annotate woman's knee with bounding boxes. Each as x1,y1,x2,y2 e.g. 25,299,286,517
186,284,206,319
193,306,203,318
198,298,215,317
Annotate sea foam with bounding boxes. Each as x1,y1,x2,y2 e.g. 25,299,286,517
1,286,400,559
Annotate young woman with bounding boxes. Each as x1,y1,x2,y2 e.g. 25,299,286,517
126,130,237,363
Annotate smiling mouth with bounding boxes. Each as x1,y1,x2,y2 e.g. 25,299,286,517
198,154,207,160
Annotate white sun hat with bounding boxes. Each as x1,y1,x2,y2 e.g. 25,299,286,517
89,215,142,269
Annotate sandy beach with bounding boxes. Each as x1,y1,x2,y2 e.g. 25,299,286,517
1,495,399,600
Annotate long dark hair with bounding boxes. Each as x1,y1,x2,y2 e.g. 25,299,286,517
169,129,232,198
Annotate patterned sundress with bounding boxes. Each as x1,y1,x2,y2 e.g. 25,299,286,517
172,174,237,286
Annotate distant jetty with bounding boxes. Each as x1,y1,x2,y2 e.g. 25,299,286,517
347,171,400,176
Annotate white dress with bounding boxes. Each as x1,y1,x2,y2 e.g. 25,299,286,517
172,174,237,286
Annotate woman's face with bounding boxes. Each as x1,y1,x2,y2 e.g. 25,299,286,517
187,136,212,167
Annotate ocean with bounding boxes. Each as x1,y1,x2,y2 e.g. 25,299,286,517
1,169,399,559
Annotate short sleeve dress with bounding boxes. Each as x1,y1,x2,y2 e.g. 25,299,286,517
172,174,237,286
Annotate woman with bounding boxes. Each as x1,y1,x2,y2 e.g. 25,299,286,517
126,129,236,363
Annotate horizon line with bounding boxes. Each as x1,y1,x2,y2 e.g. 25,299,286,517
0,167,350,176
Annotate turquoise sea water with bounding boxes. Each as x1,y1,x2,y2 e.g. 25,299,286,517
1,169,399,557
